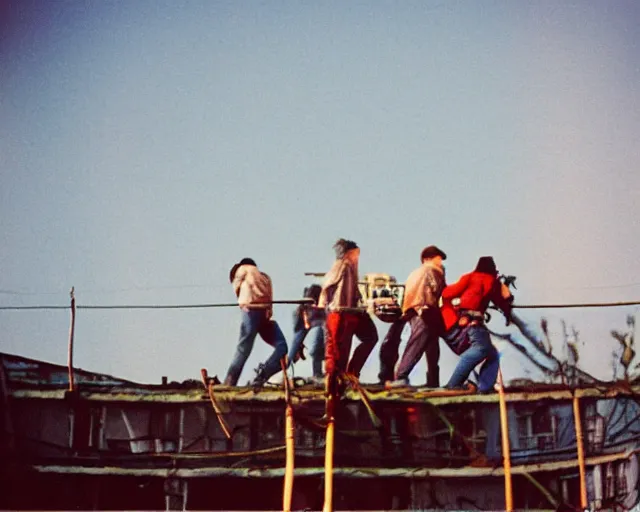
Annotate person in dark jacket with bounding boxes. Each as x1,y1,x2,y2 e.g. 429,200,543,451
441,256,513,393
287,284,325,382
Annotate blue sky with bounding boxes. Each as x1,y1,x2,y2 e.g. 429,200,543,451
1,1,639,385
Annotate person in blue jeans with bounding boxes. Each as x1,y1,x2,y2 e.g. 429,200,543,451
446,323,501,392
441,256,513,393
224,258,288,387
287,284,325,382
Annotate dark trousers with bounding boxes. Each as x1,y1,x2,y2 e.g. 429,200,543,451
381,309,441,386
378,317,407,383
325,311,378,379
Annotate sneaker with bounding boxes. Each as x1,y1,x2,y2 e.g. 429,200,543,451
267,376,282,386
308,376,324,387
385,378,410,389
465,382,479,393
444,382,478,393
251,364,268,388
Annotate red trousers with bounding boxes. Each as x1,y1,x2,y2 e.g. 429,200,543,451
324,311,378,378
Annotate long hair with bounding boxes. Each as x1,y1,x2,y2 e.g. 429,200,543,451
474,256,497,275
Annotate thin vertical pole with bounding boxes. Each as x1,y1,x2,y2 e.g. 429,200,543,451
178,407,185,453
573,393,588,509
282,359,294,512
99,406,107,450
323,396,335,512
182,480,188,512
497,367,513,511
67,287,76,392
283,405,294,511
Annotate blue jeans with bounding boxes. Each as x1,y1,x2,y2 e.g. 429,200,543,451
224,309,287,385
287,325,325,378
445,325,498,393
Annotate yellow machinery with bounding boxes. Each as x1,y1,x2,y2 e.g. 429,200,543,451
304,272,404,322
359,273,404,323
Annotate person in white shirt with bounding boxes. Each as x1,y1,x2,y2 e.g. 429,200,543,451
379,245,447,388
319,239,378,397
224,258,288,386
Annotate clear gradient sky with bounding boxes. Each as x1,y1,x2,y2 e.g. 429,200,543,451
1,1,639,385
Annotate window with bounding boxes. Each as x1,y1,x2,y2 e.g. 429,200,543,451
617,462,628,496
604,463,615,499
516,406,555,451
586,414,605,453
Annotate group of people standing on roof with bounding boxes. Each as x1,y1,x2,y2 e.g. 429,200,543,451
224,239,514,398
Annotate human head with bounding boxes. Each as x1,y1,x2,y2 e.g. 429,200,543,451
230,258,257,282
475,256,497,275
333,238,359,259
420,245,447,264
303,284,322,304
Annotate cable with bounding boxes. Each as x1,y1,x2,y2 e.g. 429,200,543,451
0,299,315,311
1,299,640,311
0,305,69,310
3,279,640,297
514,301,640,309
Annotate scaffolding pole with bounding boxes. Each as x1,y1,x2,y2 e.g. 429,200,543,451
323,396,335,512
67,287,76,392
573,393,588,509
497,367,513,511
282,359,294,512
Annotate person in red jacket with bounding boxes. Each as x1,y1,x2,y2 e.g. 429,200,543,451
441,256,513,393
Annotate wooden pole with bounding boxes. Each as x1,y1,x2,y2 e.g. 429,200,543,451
282,359,294,512
200,369,232,440
497,366,513,512
573,393,588,509
283,404,294,512
323,395,335,512
323,419,335,512
67,287,76,392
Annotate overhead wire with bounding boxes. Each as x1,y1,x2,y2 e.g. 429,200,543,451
1,299,640,311
514,301,640,309
0,299,315,311
3,278,640,297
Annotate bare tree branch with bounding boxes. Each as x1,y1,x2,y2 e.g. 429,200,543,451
489,312,604,385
